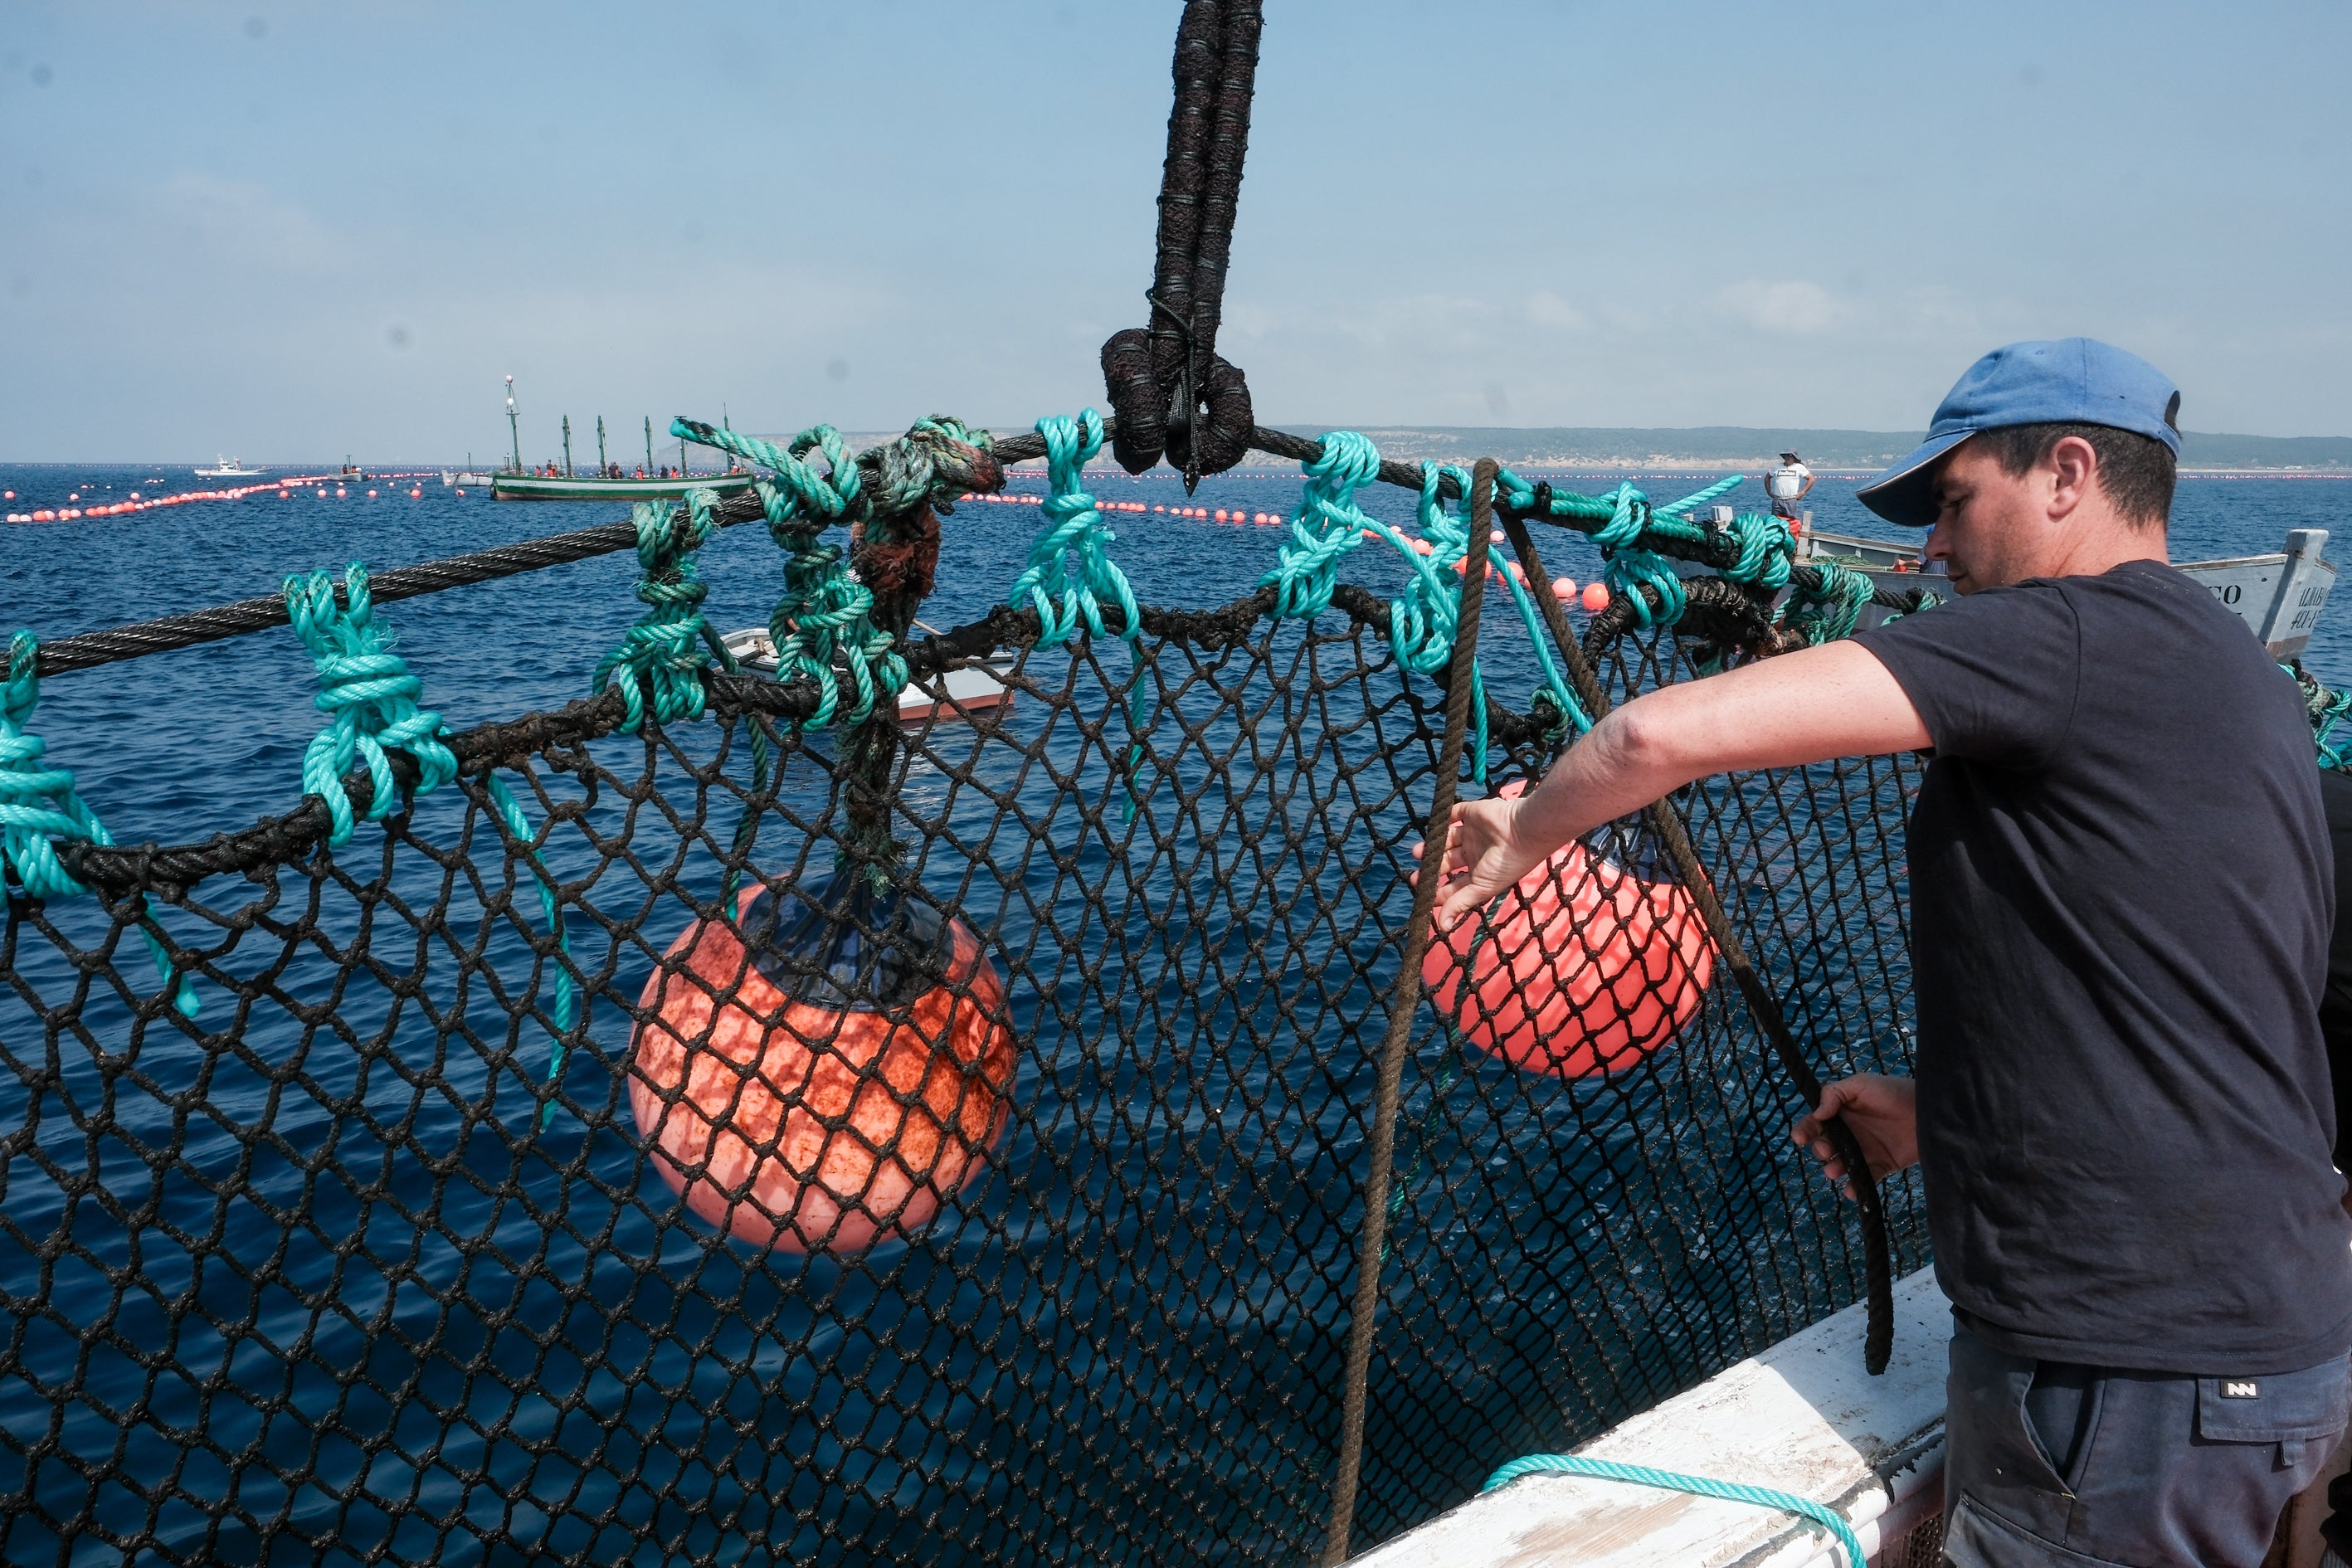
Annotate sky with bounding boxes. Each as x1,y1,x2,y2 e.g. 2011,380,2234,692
3,0,2350,462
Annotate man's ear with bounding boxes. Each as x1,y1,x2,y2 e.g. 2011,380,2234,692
2045,434,2098,520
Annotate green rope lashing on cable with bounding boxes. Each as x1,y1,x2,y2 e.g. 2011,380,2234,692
1263,430,1376,619
1,631,197,1017
1483,1454,1864,1566
285,566,577,1127
1012,411,1145,648
594,489,720,733
1782,557,1875,645
286,565,459,846
674,419,906,730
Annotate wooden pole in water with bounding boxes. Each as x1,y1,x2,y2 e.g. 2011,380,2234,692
1494,512,1895,1376
1323,460,1497,1566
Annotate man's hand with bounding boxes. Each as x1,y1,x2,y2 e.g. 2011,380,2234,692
1791,1074,1920,1200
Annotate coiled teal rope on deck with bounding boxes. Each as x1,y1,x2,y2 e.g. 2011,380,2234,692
1,631,197,1016
1782,557,1875,645
1483,1454,1863,1566
286,565,577,1127
594,489,721,733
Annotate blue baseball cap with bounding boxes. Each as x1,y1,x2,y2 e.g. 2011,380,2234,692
1857,338,2182,527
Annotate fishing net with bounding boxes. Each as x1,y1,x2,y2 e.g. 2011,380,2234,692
0,426,1936,1566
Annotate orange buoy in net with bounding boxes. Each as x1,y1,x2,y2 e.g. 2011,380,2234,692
628,873,1017,1252
1422,786,1714,1078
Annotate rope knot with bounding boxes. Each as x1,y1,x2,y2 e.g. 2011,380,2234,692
594,491,720,733
1011,411,1142,649
1262,430,1380,621
285,564,457,847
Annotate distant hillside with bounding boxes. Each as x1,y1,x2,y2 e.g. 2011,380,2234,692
1261,426,2352,472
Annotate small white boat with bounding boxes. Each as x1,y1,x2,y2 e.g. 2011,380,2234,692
720,627,1017,725
442,470,496,487
194,457,268,478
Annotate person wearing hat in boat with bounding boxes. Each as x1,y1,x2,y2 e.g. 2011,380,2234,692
1430,338,2352,1566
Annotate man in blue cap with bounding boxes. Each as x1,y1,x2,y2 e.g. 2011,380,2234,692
1430,338,2352,1563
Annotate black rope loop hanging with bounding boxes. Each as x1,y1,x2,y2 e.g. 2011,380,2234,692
1101,0,1264,490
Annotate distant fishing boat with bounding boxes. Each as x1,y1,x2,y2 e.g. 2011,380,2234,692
489,379,758,501
442,468,495,488
492,470,758,503
193,457,267,478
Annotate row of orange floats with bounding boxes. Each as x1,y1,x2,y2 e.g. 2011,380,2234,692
6,475,423,523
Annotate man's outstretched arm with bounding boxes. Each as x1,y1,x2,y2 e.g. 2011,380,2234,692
1429,639,1930,928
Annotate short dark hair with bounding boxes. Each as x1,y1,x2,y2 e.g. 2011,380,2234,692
1975,421,2176,529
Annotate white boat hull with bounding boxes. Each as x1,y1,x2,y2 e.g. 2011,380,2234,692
719,627,1015,725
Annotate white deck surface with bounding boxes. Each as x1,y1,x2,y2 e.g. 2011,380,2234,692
1353,1266,1951,1568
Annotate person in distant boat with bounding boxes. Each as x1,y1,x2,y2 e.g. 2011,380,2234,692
1429,338,2352,1567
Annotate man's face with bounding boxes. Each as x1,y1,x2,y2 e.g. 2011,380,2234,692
1921,441,2041,594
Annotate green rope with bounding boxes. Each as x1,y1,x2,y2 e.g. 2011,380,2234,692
2288,664,2352,772
285,566,577,1124
1,631,196,1017
1013,411,1145,649
593,489,720,733
1781,557,1875,645
1351,460,1493,781
1483,1454,1863,1566
687,420,903,730
286,565,459,846
1262,430,1376,620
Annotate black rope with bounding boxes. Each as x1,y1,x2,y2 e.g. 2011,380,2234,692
1101,1,1264,489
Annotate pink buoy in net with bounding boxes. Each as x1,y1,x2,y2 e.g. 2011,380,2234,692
1422,785,1714,1078
629,874,1017,1252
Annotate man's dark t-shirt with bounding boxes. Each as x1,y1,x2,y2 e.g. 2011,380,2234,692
1853,558,2352,1373
2318,767,2352,1171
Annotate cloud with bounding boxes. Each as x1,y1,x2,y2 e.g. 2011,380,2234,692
1525,290,1586,330
1712,279,1838,336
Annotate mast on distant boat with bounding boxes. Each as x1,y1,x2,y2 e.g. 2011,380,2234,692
562,415,573,478
504,377,522,474
597,416,607,475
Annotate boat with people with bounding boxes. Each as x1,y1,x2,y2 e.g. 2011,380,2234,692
192,456,267,477
490,468,758,503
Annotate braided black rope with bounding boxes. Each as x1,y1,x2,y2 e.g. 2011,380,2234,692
1101,0,1264,488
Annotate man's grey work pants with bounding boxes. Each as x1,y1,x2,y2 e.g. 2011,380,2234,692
1941,1318,2350,1567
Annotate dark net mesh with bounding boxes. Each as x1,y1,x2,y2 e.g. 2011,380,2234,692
0,598,1926,1565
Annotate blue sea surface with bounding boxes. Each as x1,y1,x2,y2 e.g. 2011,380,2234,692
0,454,2345,1566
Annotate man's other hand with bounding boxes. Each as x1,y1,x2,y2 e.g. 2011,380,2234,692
1791,1074,1920,1200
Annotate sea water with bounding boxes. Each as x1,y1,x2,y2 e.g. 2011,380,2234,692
0,461,2342,1564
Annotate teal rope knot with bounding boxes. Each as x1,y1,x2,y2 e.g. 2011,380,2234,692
1010,411,1142,649
286,564,458,847
1483,1454,1863,1566
1782,558,1875,645
673,416,909,730
673,417,861,527
1,632,197,1016
1719,511,1795,589
594,489,720,733
1262,430,1377,619
2,631,111,901
1595,484,1687,628
284,566,576,1124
